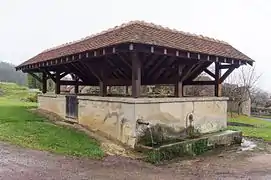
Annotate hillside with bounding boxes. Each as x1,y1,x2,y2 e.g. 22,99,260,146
0,61,26,85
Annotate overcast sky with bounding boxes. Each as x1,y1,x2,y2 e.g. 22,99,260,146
0,0,270,91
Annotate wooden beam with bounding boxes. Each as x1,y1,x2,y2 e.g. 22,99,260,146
117,53,132,69
55,71,60,94
60,72,69,79
152,57,175,81
78,62,101,81
69,63,90,82
146,56,167,79
42,72,47,94
131,52,141,98
28,72,42,82
183,80,215,85
219,64,239,69
203,68,215,79
74,76,79,94
99,81,107,96
184,61,212,82
43,70,56,82
60,80,97,86
107,58,130,80
215,62,222,97
175,63,185,97
99,62,107,97
219,66,236,83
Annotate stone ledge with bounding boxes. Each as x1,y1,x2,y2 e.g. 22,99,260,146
39,94,229,104
77,96,229,104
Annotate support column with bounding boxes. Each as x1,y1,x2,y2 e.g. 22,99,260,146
108,86,112,94
175,63,184,97
215,62,222,97
55,71,60,94
99,81,107,96
99,63,107,97
131,52,141,98
125,86,129,95
74,76,79,94
42,72,47,94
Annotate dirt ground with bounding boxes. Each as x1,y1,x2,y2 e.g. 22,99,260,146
0,141,271,180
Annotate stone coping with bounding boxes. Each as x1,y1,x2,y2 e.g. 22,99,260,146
39,94,228,104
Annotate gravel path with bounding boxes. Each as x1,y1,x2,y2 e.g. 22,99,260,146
0,142,271,180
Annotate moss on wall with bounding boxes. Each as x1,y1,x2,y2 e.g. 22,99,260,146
145,138,209,164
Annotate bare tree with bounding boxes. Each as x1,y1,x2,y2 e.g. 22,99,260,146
223,65,261,116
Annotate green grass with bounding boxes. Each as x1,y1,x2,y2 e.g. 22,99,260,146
228,115,271,141
0,82,104,158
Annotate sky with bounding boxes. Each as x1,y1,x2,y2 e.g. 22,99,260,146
0,0,270,91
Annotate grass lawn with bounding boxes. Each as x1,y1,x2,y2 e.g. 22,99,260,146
0,83,104,158
228,115,271,141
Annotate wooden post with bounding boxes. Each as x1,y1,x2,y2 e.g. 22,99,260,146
108,86,112,94
74,76,79,94
125,86,129,95
55,71,60,94
42,72,47,94
131,52,141,98
99,81,107,96
175,63,184,97
99,64,107,97
215,62,222,97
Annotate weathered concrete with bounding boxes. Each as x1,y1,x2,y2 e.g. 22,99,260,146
38,94,228,148
136,130,242,163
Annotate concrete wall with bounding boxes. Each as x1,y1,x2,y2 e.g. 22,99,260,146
38,94,228,148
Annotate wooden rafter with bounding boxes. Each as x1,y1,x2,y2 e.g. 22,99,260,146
184,61,213,82
203,68,215,79
152,57,175,81
219,66,238,83
117,53,132,69
42,69,56,82
146,56,168,79
28,72,42,82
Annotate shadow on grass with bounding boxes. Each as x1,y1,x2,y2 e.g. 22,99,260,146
0,105,45,123
0,100,104,158
227,122,255,127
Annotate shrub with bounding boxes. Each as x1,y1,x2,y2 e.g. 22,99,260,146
22,93,38,103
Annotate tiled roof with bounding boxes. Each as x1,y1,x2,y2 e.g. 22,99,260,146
19,21,253,67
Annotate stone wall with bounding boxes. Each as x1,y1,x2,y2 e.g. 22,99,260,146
38,94,228,148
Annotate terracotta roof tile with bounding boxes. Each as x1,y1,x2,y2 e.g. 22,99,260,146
19,21,252,67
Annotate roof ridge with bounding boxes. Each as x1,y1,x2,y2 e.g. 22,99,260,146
42,20,229,53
